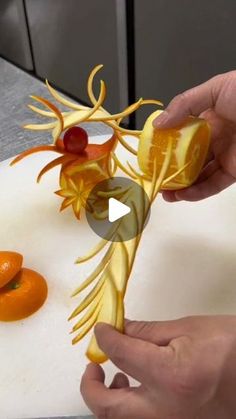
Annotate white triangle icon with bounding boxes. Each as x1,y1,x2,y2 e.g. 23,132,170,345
108,198,131,222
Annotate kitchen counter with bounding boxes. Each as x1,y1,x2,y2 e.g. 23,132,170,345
0,57,100,419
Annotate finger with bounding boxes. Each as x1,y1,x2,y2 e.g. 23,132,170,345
109,372,130,389
153,75,223,128
81,362,145,419
162,190,179,202
174,168,235,201
161,160,219,203
80,363,107,405
195,159,220,183
204,151,214,166
80,363,109,414
199,108,225,139
95,323,168,385
125,318,191,345
81,363,121,415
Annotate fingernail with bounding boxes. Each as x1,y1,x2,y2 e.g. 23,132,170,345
153,111,169,127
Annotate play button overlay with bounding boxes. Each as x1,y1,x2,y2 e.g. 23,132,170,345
108,198,131,222
86,177,150,242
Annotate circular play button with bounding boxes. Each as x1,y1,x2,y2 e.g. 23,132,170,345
85,177,150,242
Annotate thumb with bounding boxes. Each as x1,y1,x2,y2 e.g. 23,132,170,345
153,74,223,129
94,322,169,385
125,318,192,345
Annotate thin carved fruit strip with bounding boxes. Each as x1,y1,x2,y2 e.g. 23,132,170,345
69,139,181,363
11,65,162,219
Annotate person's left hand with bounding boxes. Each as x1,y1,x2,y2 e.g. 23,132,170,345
80,316,236,419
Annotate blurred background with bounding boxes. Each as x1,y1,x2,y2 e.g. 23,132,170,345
1,0,236,129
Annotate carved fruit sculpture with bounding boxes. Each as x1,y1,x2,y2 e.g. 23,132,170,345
12,66,210,362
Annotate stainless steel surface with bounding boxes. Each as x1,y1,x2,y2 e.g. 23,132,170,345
25,0,128,114
0,57,110,162
115,0,129,111
134,0,236,128
0,0,33,70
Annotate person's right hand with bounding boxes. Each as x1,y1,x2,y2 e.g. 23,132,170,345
153,71,236,202
81,316,236,419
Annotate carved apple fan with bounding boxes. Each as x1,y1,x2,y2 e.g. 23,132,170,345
12,65,204,363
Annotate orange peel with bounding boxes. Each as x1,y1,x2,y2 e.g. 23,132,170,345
0,252,48,321
0,251,23,288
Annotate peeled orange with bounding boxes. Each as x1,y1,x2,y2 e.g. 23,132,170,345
138,110,211,189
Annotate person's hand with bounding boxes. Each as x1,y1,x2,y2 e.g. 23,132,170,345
81,316,236,419
153,71,236,202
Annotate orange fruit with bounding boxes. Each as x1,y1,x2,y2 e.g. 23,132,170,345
0,268,48,321
0,251,23,288
138,110,211,189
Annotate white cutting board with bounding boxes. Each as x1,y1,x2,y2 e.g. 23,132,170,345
0,135,236,419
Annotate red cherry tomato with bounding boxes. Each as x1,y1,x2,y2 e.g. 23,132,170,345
63,126,88,154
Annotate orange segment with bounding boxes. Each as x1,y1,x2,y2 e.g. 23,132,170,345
138,110,211,189
0,268,48,321
0,251,23,288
